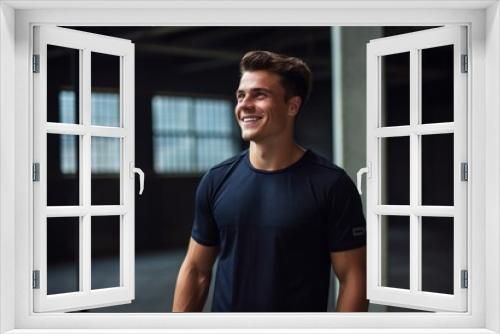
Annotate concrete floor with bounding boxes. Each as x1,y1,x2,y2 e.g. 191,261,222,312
43,250,418,313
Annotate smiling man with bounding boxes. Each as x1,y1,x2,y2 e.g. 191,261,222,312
172,50,368,312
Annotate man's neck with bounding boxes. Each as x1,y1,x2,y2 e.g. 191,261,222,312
248,139,306,171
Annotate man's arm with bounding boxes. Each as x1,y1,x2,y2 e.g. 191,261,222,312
172,237,218,312
330,246,369,312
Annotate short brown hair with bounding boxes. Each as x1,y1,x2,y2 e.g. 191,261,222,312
240,50,312,108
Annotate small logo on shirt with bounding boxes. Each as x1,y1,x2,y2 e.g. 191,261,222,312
352,226,366,236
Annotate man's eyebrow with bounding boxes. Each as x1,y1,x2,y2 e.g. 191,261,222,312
236,88,272,95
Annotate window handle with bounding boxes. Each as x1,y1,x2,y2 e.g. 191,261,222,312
356,162,371,195
130,162,145,195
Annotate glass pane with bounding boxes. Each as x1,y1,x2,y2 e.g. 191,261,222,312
152,96,191,132
197,138,237,171
91,137,121,205
421,45,454,124
91,216,120,290
381,215,410,289
91,52,120,127
153,136,194,173
422,217,454,294
380,52,410,127
47,45,79,124
47,217,80,295
194,99,233,134
47,134,80,206
380,136,410,205
421,134,454,206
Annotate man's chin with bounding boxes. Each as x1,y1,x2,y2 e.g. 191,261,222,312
241,131,258,142
241,136,252,142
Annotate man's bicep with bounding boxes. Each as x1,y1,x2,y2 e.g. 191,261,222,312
191,171,220,246
185,237,219,274
330,246,366,282
326,172,366,252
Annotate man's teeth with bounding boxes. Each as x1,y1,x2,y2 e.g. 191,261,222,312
243,117,261,122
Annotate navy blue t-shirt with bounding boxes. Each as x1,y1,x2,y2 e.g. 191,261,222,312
191,149,366,312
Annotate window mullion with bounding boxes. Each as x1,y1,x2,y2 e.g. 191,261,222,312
78,48,85,293
81,48,92,293
409,49,420,293
416,48,423,293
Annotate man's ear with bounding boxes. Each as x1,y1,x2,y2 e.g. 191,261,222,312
287,96,302,116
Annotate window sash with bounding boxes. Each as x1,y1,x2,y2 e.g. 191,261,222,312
366,26,468,312
32,25,136,312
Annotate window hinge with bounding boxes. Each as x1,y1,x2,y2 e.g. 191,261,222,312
32,54,40,73
33,163,40,182
33,270,40,289
461,269,468,289
461,162,468,181
461,54,468,73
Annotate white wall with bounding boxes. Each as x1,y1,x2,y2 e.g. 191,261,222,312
0,2,16,333
485,2,500,333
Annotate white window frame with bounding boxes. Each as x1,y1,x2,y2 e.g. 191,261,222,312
0,1,499,333
366,26,468,312
32,26,136,312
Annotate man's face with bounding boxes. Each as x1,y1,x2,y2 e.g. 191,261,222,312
235,70,299,143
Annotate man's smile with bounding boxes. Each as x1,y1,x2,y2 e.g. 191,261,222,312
239,114,264,127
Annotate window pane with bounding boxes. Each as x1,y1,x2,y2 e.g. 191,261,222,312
91,52,120,127
91,92,120,127
91,216,120,290
194,98,234,134
47,134,80,206
152,96,191,132
421,134,454,206
422,217,454,294
197,138,237,170
380,215,410,290
91,137,121,205
380,136,410,205
58,91,78,124
380,52,410,127
152,95,238,173
47,217,80,295
48,45,79,124
153,136,194,173
421,45,454,124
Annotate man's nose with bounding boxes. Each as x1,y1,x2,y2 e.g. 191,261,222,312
238,96,254,110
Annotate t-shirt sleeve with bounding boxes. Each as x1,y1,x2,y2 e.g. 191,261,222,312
326,171,367,252
191,171,220,247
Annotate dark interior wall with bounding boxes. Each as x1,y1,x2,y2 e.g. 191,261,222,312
44,25,456,313
49,26,333,255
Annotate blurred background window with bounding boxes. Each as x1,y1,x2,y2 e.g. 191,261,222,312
151,95,238,173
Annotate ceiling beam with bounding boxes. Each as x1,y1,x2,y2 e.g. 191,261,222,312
137,43,243,61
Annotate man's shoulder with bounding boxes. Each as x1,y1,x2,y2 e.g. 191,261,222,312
303,150,359,199
304,149,346,176
209,149,247,172
198,150,247,196
202,149,247,182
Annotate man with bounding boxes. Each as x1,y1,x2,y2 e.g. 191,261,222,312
172,50,368,312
